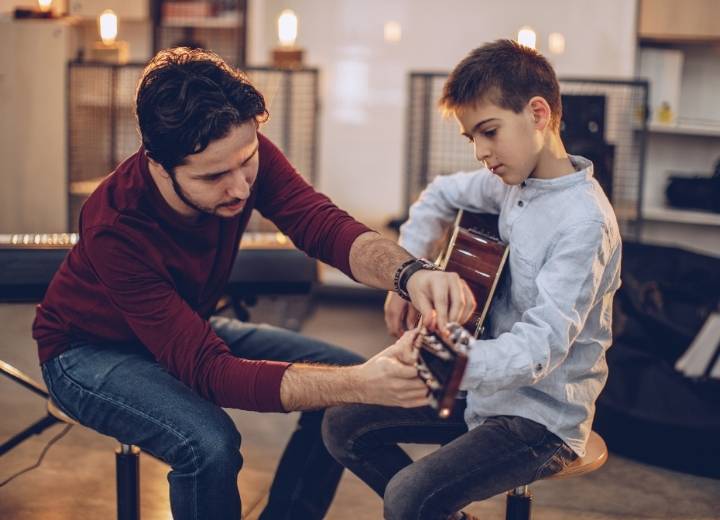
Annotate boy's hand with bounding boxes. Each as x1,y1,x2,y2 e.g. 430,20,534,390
353,331,429,408
384,291,421,338
406,270,476,331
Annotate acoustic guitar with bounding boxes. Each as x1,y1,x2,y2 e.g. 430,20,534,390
415,211,509,417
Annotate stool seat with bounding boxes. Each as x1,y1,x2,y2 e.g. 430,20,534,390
545,430,607,480
47,399,78,426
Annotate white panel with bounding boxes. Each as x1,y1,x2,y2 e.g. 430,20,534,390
250,0,638,229
0,18,73,233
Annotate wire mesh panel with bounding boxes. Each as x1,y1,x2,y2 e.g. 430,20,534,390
68,63,320,231
404,72,648,237
68,63,145,230
247,68,319,185
405,74,478,209
558,79,649,237
156,26,243,67
153,0,247,67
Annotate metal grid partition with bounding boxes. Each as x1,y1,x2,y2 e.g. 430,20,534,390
155,26,244,67
404,73,649,237
68,63,146,230
67,62,320,231
151,0,248,67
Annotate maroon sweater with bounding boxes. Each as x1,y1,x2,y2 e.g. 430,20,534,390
33,133,371,412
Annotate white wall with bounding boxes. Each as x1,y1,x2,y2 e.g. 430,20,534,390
0,18,74,232
248,0,638,228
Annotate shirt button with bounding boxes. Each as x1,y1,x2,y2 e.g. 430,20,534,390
518,200,524,207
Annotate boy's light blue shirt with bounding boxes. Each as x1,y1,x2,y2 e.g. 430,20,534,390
399,155,622,456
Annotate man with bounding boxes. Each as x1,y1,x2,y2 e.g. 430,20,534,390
32,48,475,520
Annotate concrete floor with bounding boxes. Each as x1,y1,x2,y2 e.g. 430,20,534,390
1,297,719,520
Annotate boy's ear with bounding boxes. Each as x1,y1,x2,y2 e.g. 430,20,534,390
528,96,552,130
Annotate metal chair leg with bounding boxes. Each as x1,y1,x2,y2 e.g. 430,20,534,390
506,485,532,520
116,444,141,520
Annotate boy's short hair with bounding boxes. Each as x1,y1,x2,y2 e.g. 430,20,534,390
440,39,562,130
136,47,268,173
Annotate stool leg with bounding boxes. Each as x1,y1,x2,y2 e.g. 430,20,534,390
506,485,532,520
116,444,141,520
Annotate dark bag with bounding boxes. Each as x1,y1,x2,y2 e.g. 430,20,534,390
595,241,720,478
665,160,720,213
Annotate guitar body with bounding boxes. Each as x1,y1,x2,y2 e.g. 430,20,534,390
418,211,509,417
438,211,509,337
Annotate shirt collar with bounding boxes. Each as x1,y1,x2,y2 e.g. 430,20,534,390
522,154,593,191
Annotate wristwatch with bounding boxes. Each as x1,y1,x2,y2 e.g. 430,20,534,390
393,258,439,301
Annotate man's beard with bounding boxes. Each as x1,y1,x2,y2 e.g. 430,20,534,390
168,172,221,216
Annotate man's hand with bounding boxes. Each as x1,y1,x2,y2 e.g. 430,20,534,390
406,270,476,331
279,331,430,411
384,291,421,338
352,331,429,408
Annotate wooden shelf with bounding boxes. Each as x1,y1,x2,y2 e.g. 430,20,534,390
648,122,720,137
161,15,241,29
643,206,720,226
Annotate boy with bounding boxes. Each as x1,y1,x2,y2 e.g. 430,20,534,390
322,39,621,520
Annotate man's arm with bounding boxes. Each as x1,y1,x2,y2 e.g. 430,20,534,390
348,231,476,332
383,169,508,336
279,331,430,411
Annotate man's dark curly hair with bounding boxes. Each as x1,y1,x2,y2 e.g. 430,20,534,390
135,47,268,173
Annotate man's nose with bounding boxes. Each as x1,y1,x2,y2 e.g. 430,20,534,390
227,170,251,199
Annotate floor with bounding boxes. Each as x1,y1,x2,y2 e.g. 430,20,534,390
1,296,719,520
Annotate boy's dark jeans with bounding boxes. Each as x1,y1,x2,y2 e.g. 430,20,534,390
41,316,364,520
322,403,577,520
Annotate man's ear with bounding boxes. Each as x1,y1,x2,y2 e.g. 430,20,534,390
528,96,552,131
146,155,171,179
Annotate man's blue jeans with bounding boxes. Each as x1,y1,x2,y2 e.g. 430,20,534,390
41,315,364,520
322,403,577,520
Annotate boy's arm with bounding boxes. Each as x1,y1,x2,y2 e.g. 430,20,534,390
385,169,506,336
460,220,621,395
399,169,507,258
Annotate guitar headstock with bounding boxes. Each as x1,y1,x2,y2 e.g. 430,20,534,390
414,323,474,418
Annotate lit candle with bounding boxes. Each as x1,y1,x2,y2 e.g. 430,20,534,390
517,26,537,49
99,10,118,46
277,9,298,47
37,0,52,13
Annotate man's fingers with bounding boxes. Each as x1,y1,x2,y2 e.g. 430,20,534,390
413,292,434,325
447,274,464,324
393,362,421,379
384,292,409,338
431,284,449,331
405,306,421,330
461,283,477,324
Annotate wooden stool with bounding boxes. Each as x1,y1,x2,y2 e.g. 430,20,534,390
47,400,141,520
505,431,608,520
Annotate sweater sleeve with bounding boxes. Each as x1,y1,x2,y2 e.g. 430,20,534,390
83,224,290,412
399,169,508,257
254,134,372,279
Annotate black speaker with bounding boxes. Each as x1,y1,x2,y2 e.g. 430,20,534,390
560,94,614,200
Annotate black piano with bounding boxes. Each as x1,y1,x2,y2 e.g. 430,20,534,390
0,232,317,303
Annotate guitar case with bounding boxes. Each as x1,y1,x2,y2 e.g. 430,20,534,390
595,241,720,478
